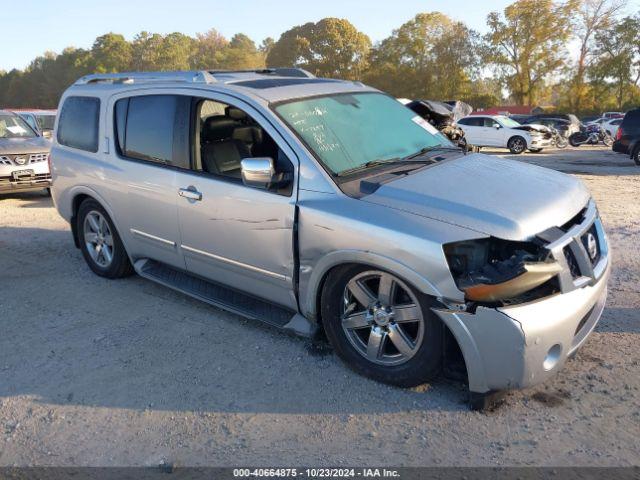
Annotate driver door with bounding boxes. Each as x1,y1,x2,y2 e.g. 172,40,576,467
174,95,299,310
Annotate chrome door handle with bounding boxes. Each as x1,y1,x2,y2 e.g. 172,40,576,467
178,187,202,201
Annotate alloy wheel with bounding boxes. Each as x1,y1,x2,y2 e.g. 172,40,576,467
83,210,114,268
341,271,425,366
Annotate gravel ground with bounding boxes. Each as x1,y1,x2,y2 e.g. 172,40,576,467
0,145,638,467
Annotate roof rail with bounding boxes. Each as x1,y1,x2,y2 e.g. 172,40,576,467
75,71,216,86
208,68,315,78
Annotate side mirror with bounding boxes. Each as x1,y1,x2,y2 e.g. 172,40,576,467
494,124,501,129
241,157,277,189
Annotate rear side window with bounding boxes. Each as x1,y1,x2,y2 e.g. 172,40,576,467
622,111,640,133
57,96,100,152
459,117,482,127
114,95,190,169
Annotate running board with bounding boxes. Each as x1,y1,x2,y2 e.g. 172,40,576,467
134,259,317,337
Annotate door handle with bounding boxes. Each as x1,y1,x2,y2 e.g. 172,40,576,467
178,187,202,201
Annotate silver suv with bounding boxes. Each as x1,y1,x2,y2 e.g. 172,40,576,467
0,110,52,194
51,69,610,408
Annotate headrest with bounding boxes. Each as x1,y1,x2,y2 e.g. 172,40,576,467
202,115,238,142
226,107,247,121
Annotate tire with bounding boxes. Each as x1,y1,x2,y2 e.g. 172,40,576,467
556,137,569,149
569,134,582,147
632,146,640,166
507,136,527,154
77,199,134,278
45,188,51,197
321,264,443,387
603,136,613,147
528,148,543,153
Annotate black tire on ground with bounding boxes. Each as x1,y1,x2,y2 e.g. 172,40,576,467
528,148,543,153
569,134,582,147
45,188,51,196
507,136,527,154
77,198,134,279
633,146,640,166
321,264,443,388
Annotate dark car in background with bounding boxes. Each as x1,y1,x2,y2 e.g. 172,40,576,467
612,108,640,165
522,117,572,138
524,113,581,136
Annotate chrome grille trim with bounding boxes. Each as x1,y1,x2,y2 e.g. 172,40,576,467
542,200,609,293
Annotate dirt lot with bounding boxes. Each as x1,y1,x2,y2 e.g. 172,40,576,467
0,146,638,467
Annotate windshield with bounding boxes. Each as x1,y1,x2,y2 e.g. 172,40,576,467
275,92,450,176
0,114,37,139
497,116,521,128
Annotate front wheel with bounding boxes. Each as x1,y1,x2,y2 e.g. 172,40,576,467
508,136,527,154
569,134,583,147
321,265,443,387
77,199,134,279
556,136,569,149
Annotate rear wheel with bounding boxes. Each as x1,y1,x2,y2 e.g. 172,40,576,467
321,265,443,387
632,146,640,166
508,136,527,154
77,199,134,278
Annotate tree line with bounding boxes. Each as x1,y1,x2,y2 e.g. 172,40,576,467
1,0,638,114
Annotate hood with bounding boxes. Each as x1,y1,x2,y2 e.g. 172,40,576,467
513,123,551,134
360,154,590,241
0,136,51,155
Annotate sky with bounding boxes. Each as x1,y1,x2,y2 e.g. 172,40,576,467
2,0,639,72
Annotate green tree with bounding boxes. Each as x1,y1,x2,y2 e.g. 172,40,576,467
219,34,265,69
364,12,479,99
91,33,132,72
485,0,577,105
266,18,371,79
590,15,640,109
569,0,626,113
191,29,228,69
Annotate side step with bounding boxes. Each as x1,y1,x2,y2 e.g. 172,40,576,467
134,259,317,337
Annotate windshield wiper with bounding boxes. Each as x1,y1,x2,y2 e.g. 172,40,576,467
336,157,438,177
405,144,462,160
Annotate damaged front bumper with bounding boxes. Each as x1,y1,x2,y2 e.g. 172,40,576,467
434,201,610,393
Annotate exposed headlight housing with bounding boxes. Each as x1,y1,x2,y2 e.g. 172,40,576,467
444,238,561,303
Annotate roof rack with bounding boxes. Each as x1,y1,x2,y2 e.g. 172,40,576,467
75,70,216,86
74,68,315,86
208,68,315,78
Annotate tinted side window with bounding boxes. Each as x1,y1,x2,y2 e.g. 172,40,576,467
117,95,190,169
459,117,481,126
57,96,100,152
622,111,640,133
483,118,500,127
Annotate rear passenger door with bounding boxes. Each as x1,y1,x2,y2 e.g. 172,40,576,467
458,117,484,145
173,94,299,311
110,93,190,270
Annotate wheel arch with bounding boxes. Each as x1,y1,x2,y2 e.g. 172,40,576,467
68,186,121,249
302,250,443,326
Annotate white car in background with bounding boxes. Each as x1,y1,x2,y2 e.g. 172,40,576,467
457,115,553,154
586,117,623,138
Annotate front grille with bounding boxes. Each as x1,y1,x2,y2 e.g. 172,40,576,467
0,153,49,166
0,173,51,187
581,224,601,266
28,153,49,164
564,247,581,278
